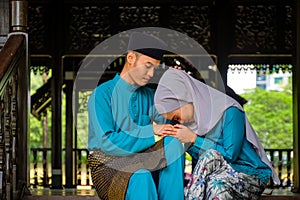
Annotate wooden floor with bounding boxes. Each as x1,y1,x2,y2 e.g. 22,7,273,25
22,187,300,200
260,188,300,200
22,186,98,199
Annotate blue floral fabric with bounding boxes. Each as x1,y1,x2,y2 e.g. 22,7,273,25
185,149,266,200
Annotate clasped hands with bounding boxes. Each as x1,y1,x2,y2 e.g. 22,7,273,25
153,124,197,144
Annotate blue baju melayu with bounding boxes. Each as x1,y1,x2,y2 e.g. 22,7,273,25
88,74,184,200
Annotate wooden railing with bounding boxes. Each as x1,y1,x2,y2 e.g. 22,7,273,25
30,147,294,189
265,149,294,188
0,34,29,199
30,148,90,188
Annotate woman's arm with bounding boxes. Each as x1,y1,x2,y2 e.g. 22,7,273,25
215,107,245,162
161,107,246,163
193,107,246,163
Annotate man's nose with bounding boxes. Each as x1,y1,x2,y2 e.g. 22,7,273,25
148,68,155,78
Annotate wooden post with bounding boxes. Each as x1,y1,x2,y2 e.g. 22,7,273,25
10,0,29,196
292,0,300,193
50,0,63,189
215,0,230,90
10,0,28,32
65,80,75,188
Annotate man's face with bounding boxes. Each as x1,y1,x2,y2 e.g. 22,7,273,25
127,51,161,86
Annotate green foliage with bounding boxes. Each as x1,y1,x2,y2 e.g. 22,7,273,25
29,70,74,149
30,117,44,147
242,85,293,149
185,152,192,162
76,111,89,148
29,71,52,148
76,91,92,148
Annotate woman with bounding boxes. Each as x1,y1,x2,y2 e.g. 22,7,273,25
154,68,279,200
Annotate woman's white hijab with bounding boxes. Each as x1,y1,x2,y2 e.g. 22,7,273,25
154,68,280,185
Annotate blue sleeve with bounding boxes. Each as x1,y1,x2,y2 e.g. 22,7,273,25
215,107,245,162
193,135,215,150
193,107,245,163
88,88,155,156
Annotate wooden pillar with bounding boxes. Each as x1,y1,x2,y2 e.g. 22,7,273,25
64,80,74,188
50,0,63,189
74,90,78,186
10,0,28,32
50,58,63,189
292,0,300,193
10,0,29,194
215,0,231,89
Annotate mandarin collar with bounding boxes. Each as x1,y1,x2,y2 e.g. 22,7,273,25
113,73,139,92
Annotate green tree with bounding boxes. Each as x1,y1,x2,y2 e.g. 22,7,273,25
30,71,44,147
76,91,92,148
30,71,52,148
242,85,293,149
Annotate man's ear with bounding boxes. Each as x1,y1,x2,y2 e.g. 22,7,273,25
126,51,136,65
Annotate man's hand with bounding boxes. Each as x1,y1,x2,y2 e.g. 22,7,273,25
153,124,174,137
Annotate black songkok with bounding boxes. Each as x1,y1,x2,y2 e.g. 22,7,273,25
127,32,167,61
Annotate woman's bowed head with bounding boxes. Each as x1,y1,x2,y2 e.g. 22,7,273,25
154,68,280,196
155,102,197,144
154,67,242,142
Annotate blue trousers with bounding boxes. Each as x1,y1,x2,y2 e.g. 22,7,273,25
125,136,185,200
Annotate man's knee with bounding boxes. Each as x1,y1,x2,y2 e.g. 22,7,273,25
163,136,184,165
164,136,183,150
126,169,157,199
130,169,153,181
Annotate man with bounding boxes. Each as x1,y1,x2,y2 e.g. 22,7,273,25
88,32,184,200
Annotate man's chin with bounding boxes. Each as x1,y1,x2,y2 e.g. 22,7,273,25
139,81,149,86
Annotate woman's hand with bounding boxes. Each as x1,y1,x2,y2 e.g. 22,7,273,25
153,124,174,137
162,124,197,144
